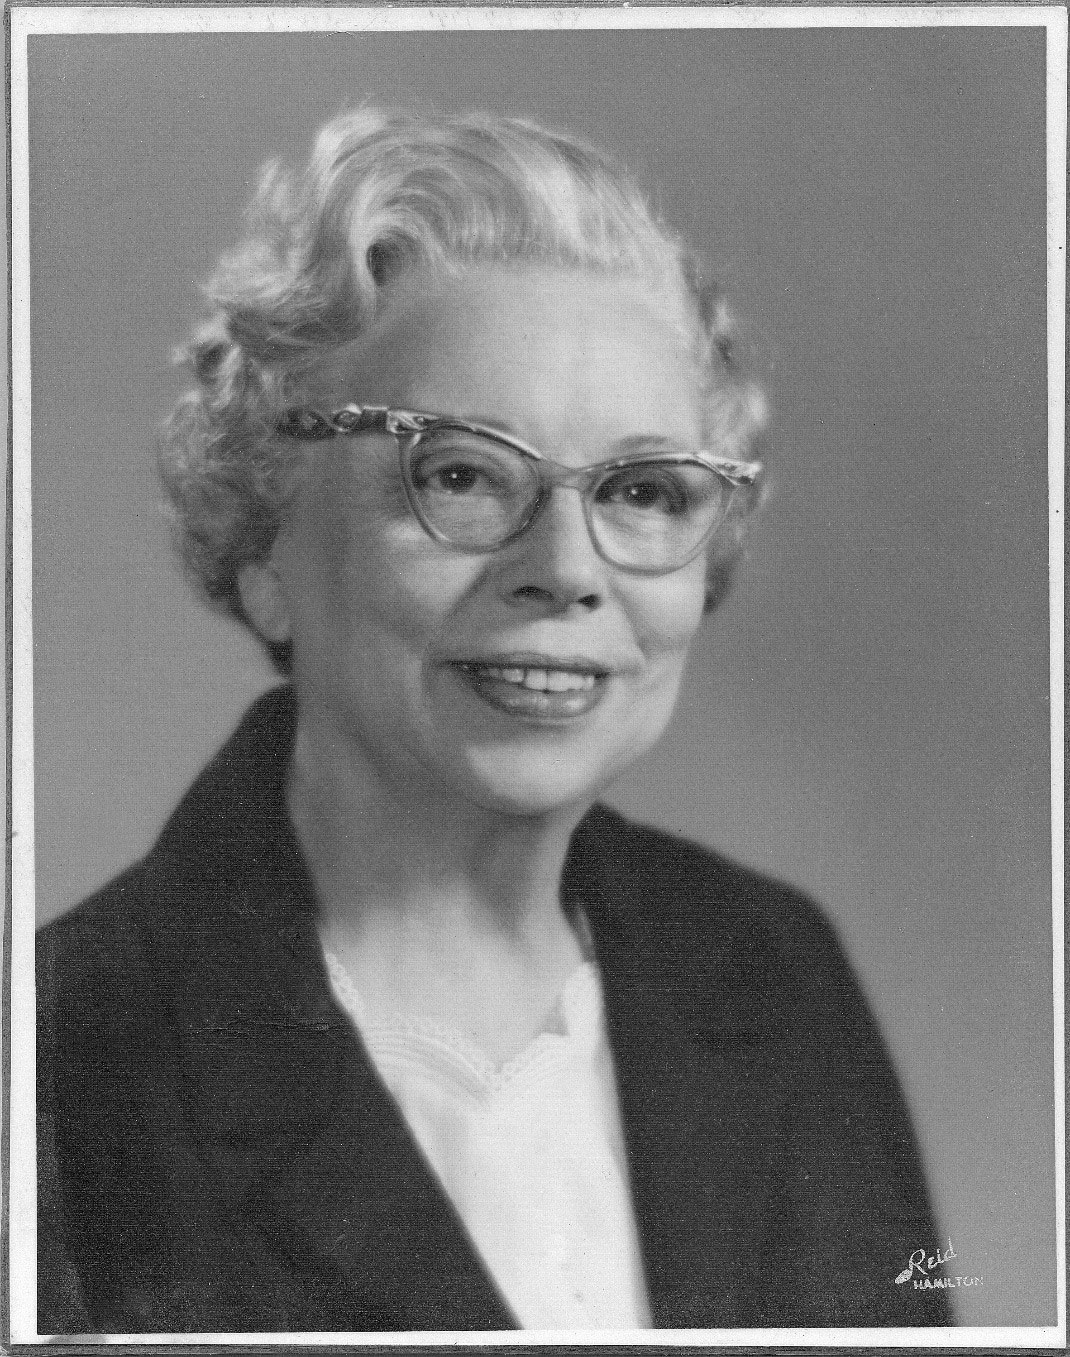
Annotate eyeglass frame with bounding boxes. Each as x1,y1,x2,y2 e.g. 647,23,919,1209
276,402,765,576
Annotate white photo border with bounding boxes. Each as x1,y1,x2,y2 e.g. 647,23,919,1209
6,4,1066,1350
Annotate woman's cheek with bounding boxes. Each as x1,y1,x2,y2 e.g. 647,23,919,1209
630,572,707,671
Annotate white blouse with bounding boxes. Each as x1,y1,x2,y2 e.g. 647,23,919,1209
324,950,651,1330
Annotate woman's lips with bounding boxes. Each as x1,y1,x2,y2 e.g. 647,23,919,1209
452,661,608,720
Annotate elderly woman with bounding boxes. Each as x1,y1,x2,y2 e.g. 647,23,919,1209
37,107,948,1334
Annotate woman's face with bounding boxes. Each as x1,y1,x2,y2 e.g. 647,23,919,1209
255,266,709,816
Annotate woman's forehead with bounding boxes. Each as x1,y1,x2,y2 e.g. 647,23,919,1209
306,266,704,446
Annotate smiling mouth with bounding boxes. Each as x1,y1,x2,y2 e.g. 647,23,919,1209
461,663,598,692
452,660,608,719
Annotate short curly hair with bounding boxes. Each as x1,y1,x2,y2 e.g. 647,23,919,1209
159,106,768,668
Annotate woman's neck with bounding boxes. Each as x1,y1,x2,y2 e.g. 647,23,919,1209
286,711,590,1057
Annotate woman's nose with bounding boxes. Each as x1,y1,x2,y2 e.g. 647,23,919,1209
497,486,606,612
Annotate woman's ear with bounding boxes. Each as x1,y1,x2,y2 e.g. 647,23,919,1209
237,547,292,645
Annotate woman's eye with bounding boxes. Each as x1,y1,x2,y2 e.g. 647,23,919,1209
411,434,520,499
601,470,689,515
431,462,482,494
415,453,503,496
624,480,671,509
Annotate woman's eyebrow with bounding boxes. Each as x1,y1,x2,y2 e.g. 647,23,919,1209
611,434,697,456
444,412,523,438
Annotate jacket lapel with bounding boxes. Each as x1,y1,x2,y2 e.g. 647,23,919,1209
569,810,790,1328
149,690,515,1331
162,884,515,1331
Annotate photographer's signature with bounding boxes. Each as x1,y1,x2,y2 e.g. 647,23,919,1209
895,1239,983,1290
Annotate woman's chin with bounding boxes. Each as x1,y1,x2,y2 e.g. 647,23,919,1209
442,745,632,820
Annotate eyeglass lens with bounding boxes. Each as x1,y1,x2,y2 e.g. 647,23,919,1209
403,427,732,571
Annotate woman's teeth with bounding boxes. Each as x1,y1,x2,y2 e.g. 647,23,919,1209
471,665,598,692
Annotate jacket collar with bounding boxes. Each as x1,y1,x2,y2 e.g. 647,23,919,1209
146,687,784,1329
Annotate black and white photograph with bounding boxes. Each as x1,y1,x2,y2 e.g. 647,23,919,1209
6,4,1065,1347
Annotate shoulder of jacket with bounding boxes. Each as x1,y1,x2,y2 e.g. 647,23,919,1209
584,806,894,1083
38,861,152,975
581,803,855,988
36,846,192,1035
583,803,840,955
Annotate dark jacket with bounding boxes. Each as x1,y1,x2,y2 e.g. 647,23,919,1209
38,687,951,1333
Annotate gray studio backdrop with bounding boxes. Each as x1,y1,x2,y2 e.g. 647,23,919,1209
28,28,1053,1326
